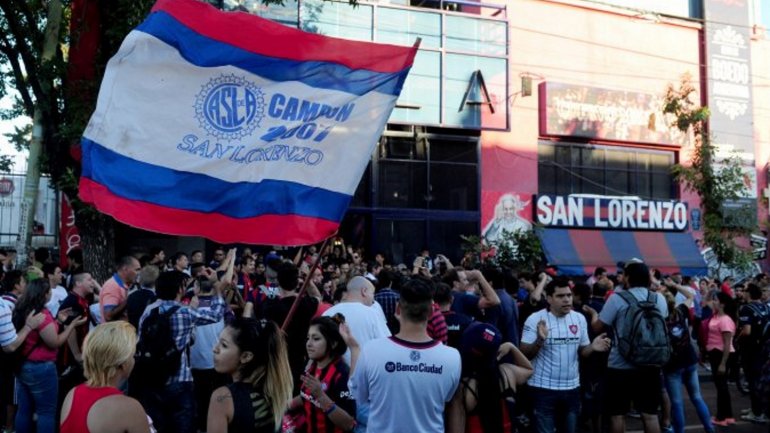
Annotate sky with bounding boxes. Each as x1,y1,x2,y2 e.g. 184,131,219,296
0,95,31,174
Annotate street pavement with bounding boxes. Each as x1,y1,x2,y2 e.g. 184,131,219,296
582,367,766,433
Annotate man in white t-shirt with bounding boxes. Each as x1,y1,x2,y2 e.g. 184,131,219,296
521,277,610,433
323,276,391,364
344,277,461,433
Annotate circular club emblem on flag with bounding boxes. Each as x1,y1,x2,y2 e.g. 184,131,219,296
0,178,13,196
194,74,265,141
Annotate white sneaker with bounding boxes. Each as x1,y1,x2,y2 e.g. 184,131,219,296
741,413,768,423
740,408,752,415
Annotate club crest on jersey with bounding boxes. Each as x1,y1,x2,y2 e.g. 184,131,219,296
569,324,578,335
410,350,421,362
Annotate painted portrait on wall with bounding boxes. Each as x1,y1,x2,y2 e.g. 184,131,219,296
482,193,532,244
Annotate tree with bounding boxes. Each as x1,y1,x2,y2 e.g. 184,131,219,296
0,0,355,281
663,73,755,273
0,0,159,282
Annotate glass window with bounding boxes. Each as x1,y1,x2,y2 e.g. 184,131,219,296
538,142,675,199
443,54,506,128
223,0,300,26
430,138,477,163
300,0,373,41
538,164,557,196
389,50,441,125
379,136,427,160
606,149,630,170
429,163,477,210
378,161,428,208
375,219,425,265
351,162,372,207
428,220,479,262
376,134,478,210
575,0,695,18
377,8,441,48
606,169,631,195
445,16,506,56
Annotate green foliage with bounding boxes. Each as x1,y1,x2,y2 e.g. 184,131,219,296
461,229,543,273
664,73,754,273
494,229,543,273
0,155,12,173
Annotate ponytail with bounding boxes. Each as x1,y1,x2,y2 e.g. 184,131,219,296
263,321,293,428
229,318,294,428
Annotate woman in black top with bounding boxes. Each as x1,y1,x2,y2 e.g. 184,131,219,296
207,318,293,433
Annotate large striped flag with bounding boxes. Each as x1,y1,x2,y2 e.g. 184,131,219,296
79,0,418,245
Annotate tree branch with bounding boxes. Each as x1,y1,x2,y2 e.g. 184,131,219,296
0,36,35,116
10,0,43,43
0,1,46,108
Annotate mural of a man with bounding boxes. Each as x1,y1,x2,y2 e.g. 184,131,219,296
483,193,532,244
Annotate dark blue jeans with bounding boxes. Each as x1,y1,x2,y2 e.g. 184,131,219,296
16,361,58,433
138,381,196,433
531,386,581,433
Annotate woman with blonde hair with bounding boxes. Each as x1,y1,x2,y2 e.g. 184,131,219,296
60,321,152,433
208,317,293,433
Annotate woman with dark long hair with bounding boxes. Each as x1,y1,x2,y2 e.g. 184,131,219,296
207,317,293,433
457,323,533,433
12,279,86,433
289,315,356,433
705,291,737,426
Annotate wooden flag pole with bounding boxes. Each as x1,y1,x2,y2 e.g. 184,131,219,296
281,235,333,332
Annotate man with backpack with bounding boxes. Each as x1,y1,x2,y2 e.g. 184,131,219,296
736,283,769,423
131,270,227,433
592,261,670,433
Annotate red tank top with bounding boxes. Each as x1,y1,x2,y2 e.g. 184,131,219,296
60,384,123,433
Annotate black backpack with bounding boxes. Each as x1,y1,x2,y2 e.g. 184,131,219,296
132,305,182,386
747,303,770,345
615,291,672,367
666,307,692,356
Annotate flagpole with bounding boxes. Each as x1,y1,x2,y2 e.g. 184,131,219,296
281,234,333,332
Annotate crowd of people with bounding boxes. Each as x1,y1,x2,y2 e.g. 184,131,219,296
1,243,770,433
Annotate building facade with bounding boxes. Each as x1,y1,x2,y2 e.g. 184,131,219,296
196,0,770,274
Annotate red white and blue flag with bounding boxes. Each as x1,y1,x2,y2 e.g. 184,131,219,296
79,0,418,245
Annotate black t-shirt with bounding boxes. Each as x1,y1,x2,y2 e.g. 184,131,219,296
126,288,157,331
738,302,769,354
261,294,319,391
518,295,548,329
442,310,474,349
452,292,499,324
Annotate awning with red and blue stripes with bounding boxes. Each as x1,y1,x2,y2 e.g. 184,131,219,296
537,228,708,277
